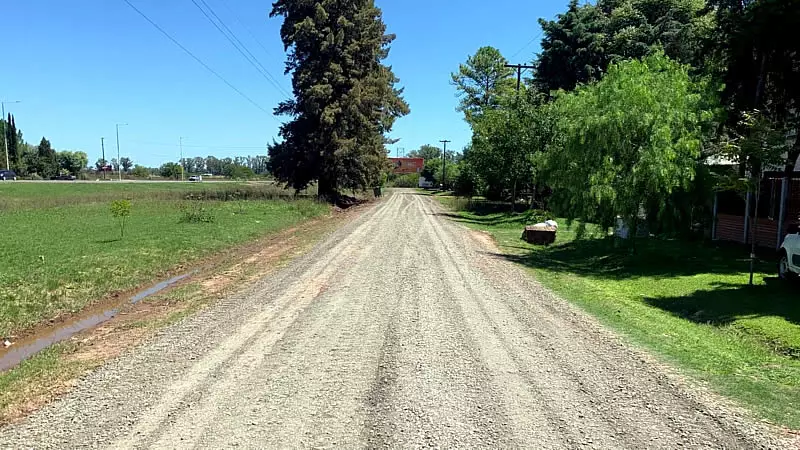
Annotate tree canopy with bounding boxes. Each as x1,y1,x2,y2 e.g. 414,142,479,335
543,53,716,228
268,0,409,199
450,46,515,123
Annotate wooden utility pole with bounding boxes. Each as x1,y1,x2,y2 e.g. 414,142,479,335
439,140,451,189
504,63,535,92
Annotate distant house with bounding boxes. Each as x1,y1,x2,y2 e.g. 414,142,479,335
389,157,424,175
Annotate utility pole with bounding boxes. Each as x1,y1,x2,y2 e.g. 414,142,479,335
179,137,185,181
101,137,106,180
439,140,451,190
115,123,127,182
504,63,535,92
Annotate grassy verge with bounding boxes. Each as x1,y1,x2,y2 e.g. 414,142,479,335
0,183,329,337
437,195,800,429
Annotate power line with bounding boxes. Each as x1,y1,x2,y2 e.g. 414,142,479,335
218,0,276,59
127,140,267,150
509,29,544,60
120,0,273,117
189,0,291,99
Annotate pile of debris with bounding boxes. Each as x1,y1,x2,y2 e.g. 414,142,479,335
522,220,558,245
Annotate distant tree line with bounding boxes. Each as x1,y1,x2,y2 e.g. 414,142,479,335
1,114,88,178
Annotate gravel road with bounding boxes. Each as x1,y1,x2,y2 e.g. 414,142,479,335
0,189,789,448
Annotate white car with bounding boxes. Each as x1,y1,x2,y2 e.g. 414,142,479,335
778,225,800,279
188,175,203,182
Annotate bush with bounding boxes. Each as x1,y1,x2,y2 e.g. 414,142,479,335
131,165,150,178
387,173,419,188
179,202,215,223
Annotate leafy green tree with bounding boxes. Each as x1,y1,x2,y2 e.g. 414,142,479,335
228,165,255,180
466,91,556,202
406,144,441,162
269,0,409,200
451,46,515,122
57,151,88,175
131,165,150,178
534,0,713,95
109,200,132,239
544,53,716,232
120,157,133,173
159,162,182,179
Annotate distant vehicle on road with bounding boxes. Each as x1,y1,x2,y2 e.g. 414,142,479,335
51,174,77,181
188,175,203,182
202,173,213,177
0,170,17,181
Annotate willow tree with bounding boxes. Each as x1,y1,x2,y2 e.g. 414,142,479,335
269,0,409,200
544,52,717,232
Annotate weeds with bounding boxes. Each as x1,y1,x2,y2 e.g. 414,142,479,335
179,202,216,223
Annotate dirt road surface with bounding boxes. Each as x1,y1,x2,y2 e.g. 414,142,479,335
0,190,789,448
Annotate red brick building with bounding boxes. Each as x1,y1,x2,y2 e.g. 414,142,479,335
389,157,424,175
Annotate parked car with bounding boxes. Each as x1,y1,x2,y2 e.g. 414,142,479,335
0,170,17,181
188,175,203,182
778,224,800,279
51,174,77,181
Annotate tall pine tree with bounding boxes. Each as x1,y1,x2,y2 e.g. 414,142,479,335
7,114,20,171
269,0,409,199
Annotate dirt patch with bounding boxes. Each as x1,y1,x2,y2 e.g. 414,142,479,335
0,201,371,425
469,229,499,251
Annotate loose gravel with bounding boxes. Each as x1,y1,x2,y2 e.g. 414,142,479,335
0,189,792,449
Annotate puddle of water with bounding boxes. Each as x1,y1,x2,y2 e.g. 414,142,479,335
0,272,195,373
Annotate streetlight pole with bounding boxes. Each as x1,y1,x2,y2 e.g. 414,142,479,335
116,123,127,182
179,137,185,182
1,100,21,170
101,137,106,180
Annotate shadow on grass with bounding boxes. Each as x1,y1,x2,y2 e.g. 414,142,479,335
436,211,547,227
498,236,771,280
95,238,121,244
644,280,800,355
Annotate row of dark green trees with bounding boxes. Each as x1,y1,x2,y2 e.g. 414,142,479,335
446,0,799,237
1,115,88,178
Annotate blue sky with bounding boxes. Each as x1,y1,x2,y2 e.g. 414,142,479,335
1,0,567,167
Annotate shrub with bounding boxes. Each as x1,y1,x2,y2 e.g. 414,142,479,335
387,173,419,188
179,202,215,223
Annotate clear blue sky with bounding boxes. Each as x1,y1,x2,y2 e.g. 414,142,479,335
1,0,567,167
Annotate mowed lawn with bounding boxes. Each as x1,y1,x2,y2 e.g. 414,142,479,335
0,183,329,337
437,195,800,429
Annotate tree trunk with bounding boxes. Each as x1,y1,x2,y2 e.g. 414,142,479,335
317,175,337,203
511,180,517,212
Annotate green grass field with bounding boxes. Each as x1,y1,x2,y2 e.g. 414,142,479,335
437,195,800,429
0,182,329,336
